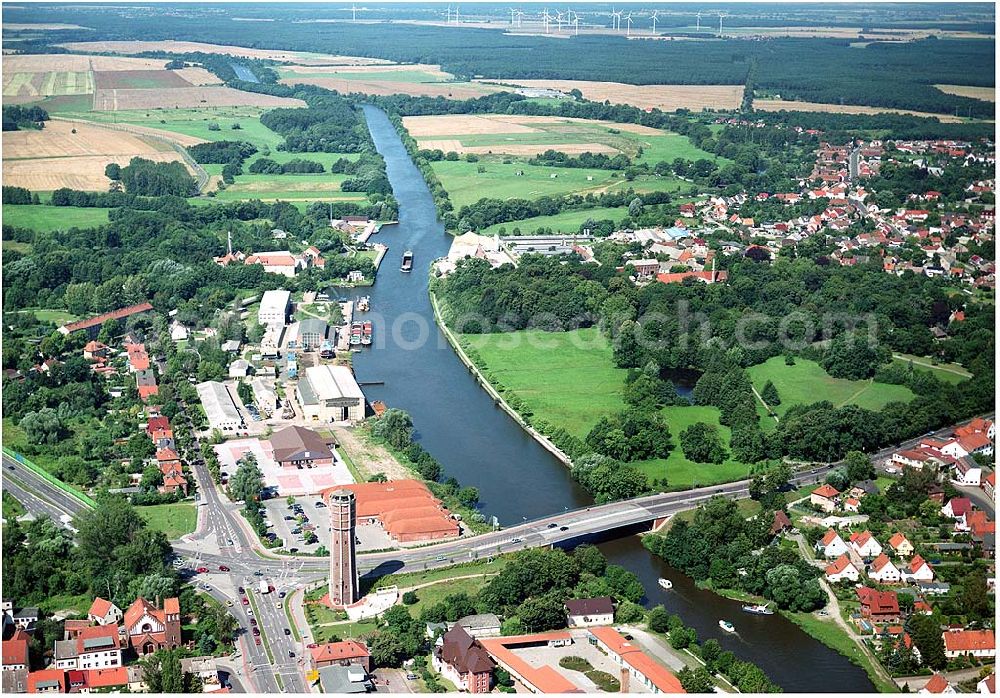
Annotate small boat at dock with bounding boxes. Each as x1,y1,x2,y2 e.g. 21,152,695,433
741,603,774,616
719,620,736,633
658,578,673,590
361,321,373,346
349,322,363,346
357,296,370,312
401,250,413,272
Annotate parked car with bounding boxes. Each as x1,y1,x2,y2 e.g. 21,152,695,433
284,628,292,636
195,567,209,573
219,565,230,572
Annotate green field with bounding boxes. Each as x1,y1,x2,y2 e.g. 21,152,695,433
432,160,685,209
747,356,915,418
212,172,359,202
136,502,197,540
461,328,749,489
891,353,971,385
481,206,631,235
3,204,111,232
633,405,750,489
279,67,448,83
3,71,93,98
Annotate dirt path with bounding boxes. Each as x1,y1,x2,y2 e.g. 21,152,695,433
817,579,897,689
750,384,780,424
892,353,972,378
331,426,411,481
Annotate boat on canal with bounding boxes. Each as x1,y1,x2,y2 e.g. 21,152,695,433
742,603,774,616
349,322,363,346
357,296,370,312
400,250,413,272
658,578,673,590
361,321,373,345
719,620,736,633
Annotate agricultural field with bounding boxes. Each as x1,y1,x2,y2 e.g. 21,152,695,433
211,173,361,202
476,79,744,112
431,159,685,209
277,63,503,99
59,40,387,64
753,99,964,122
405,113,722,162
747,356,915,419
92,85,303,111
934,84,996,102
2,119,191,191
480,205,631,235
461,327,749,489
3,70,94,102
3,204,112,232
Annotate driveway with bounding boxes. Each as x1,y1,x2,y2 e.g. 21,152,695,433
374,668,415,693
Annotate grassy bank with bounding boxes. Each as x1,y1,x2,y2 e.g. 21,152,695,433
136,502,197,540
3,204,112,232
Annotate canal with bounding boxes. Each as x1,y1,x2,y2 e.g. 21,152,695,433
350,105,874,692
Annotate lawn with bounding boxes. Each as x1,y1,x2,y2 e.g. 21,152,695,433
891,353,971,385
481,205,630,235
15,308,79,326
371,557,507,591
136,502,197,540
747,356,914,418
212,172,357,201
460,327,628,438
633,405,750,490
461,328,751,490
3,205,112,232
404,576,492,617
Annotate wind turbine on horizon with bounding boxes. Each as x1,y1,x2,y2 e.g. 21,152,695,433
651,9,659,33
624,11,633,36
718,11,728,36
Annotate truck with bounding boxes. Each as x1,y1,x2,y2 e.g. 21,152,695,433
258,580,270,595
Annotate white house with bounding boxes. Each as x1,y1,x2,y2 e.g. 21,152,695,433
976,673,995,694
901,555,934,583
258,289,291,327
951,458,982,487
810,484,841,512
87,598,123,627
940,433,993,459
941,497,973,520
919,673,956,694
816,529,850,559
943,629,995,659
869,554,902,584
825,554,861,583
565,598,615,628
849,531,883,559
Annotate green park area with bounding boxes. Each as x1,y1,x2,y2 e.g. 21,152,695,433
3,204,112,232
747,356,915,420
481,205,630,235
136,502,197,540
891,352,971,385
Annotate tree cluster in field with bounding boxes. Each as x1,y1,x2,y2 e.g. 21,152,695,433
248,157,325,174
2,186,40,205
644,495,826,613
117,157,197,197
2,104,48,131
527,150,632,171
260,90,371,153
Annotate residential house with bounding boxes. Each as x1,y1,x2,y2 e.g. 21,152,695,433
982,472,995,500
901,555,935,583
72,625,122,670
27,669,66,694
811,484,840,512
228,359,251,379
588,626,686,694
976,673,995,694
179,656,222,692
11,608,37,630
942,629,995,659
565,598,615,628
952,457,982,486
2,635,29,672
123,597,181,655
857,587,900,623
941,497,972,521
269,426,336,469
941,433,993,459
849,531,883,559
770,510,792,536
816,529,850,559
888,532,914,558
2,668,28,694
919,673,955,694
432,627,494,694
869,554,902,584
308,640,372,673
825,554,861,583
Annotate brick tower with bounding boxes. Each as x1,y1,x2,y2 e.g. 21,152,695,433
328,489,359,607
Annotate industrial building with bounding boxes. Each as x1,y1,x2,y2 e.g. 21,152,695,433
196,381,243,433
324,479,460,543
269,426,335,468
296,318,329,350
258,289,291,327
296,365,365,423
251,379,279,415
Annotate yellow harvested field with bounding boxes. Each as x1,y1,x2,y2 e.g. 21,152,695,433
754,99,964,122
3,54,169,72
3,70,94,98
172,67,224,86
477,79,744,112
934,85,996,102
419,139,620,156
59,40,388,65
278,76,502,99
93,86,304,111
403,114,663,137
2,120,191,191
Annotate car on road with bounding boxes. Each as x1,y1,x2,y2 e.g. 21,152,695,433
201,583,211,591
219,565,230,572
238,586,245,594
276,602,282,608
252,628,260,636
255,638,261,646
284,628,291,636
195,567,209,573
225,600,233,607
241,598,249,606
406,674,419,681
307,643,318,649
511,537,523,543
250,618,257,626
247,609,254,617
278,592,286,599
289,548,299,553
559,526,569,531
546,523,557,528
289,651,295,658
284,516,294,521
316,502,327,508
6,465,14,471
253,570,263,576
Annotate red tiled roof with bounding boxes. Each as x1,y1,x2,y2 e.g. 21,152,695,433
309,640,369,664
943,629,995,653
820,529,842,546
957,433,991,451
826,554,856,576
85,667,129,688
908,555,931,574
28,669,67,693
857,587,899,616
812,484,840,498
871,553,895,573
888,532,909,549
923,673,950,693
2,638,28,666
588,627,685,693
88,597,113,618
945,497,973,517
76,624,120,655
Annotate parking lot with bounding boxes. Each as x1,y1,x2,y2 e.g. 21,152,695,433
262,494,394,554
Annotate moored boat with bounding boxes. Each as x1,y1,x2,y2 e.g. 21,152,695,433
741,603,774,615
349,322,363,346
719,620,736,633
361,321,373,345
658,578,673,590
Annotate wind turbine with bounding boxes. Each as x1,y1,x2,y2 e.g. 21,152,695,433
445,5,452,23
351,4,357,21
542,8,552,33
454,5,459,24
555,10,564,31
611,8,622,31
718,11,727,36
510,7,516,25
696,11,701,31
650,9,659,33
624,11,633,36
571,9,579,34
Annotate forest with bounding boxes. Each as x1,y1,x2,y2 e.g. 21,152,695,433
6,4,995,116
